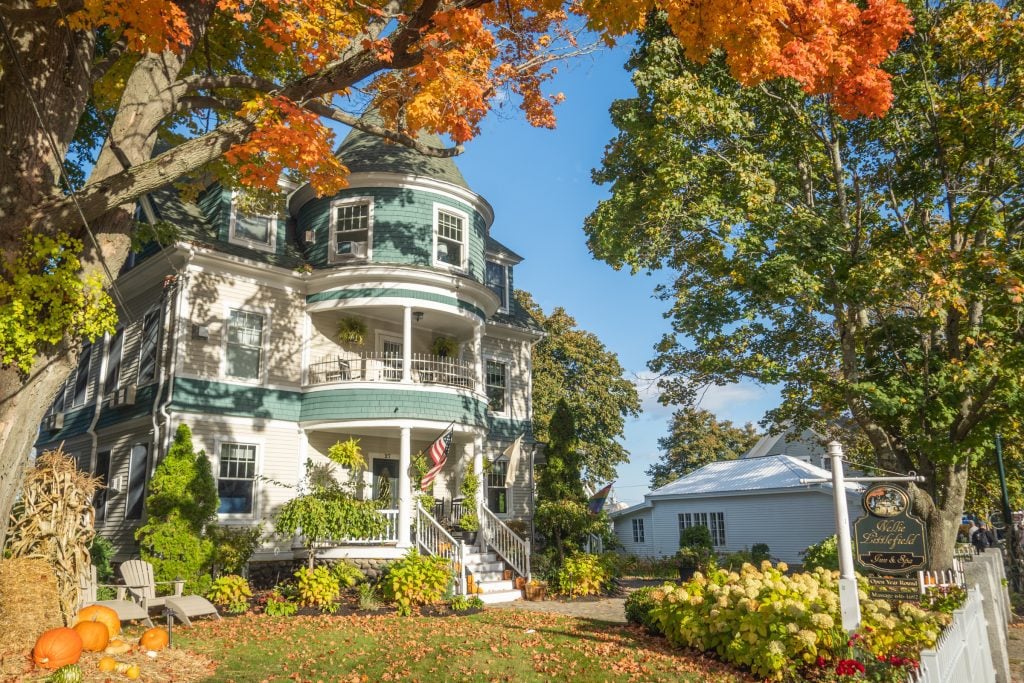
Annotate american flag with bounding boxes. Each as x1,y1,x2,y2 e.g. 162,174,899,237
420,425,454,491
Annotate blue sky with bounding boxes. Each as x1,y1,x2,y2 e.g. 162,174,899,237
450,44,782,505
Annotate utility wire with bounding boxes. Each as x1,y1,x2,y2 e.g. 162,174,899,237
0,15,131,316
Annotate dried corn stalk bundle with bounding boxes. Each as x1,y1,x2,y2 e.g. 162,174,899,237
5,447,101,624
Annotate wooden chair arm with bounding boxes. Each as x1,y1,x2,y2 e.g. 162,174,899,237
97,582,129,601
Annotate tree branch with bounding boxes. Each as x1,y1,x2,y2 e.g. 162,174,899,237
304,100,463,158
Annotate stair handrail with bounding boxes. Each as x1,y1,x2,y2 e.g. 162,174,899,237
479,504,531,582
415,502,467,595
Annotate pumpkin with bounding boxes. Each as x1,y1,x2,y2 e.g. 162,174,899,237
104,639,132,655
46,663,83,683
74,605,121,639
33,627,83,670
139,627,169,651
97,656,117,672
72,620,109,652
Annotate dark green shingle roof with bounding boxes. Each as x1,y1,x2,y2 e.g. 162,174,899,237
336,122,469,190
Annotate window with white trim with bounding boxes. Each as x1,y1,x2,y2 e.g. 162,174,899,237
225,309,264,380
632,518,645,543
330,197,372,261
218,443,257,515
229,201,277,252
485,359,507,414
486,459,509,515
434,206,466,269
486,261,509,311
678,511,726,546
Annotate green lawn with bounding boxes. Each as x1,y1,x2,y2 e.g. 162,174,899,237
177,608,753,682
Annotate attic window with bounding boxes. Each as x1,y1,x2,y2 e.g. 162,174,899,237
229,201,277,253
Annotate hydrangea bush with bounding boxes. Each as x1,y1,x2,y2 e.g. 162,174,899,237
649,561,950,681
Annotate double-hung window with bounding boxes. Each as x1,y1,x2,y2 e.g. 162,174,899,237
218,443,257,515
331,197,372,261
485,261,509,311
632,518,645,543
434,206,466,269
486,460,509,515
230,206,276,252
225,309,264,381
485,360,507,414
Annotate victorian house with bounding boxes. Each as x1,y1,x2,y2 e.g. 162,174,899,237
36,124,542,601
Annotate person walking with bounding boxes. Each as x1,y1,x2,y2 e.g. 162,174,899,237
972,523,997,554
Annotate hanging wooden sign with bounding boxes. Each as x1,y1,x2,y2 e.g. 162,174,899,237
853,484,928,575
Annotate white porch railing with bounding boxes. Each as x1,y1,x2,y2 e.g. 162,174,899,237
327,509,399,544
480,505,530,582
308,352,478,391
907,588,994,683
415,502,467,595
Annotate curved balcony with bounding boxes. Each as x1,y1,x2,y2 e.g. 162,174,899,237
308,352,479,392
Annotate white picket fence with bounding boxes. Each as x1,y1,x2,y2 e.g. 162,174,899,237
907,588,994,683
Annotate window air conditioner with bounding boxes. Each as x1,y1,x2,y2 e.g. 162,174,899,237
109,384,137,408
336,241,367,258
42,412,64,432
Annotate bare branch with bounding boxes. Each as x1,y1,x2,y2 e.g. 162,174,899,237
304,100,463,158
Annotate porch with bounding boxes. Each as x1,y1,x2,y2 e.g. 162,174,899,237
307,352,477,391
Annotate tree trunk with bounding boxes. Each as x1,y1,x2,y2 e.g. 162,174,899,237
914,465,969,570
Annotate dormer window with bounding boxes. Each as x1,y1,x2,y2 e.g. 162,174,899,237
229,202,277,253
434,204,467,270
330,196,373,262
486,261,510,311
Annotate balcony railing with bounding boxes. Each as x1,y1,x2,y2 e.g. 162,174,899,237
308,352,478,391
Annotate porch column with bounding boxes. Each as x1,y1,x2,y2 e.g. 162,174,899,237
398,426,412,548
473,324,484,392
402,305,412,383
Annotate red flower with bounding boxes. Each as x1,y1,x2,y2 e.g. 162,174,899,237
816,656,828,668
836,659,866,676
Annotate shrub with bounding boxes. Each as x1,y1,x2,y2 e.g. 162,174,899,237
614,555,679,579
330,561,365,588
750,543,771,563
135,425,218,594
467,596,485,609
207,575,252,614
209,525,263,576
295,566,340,612
356,583,380,611
449,595,470,612
649,562,949,681
624,586,662,634
264,590,297,617
380,550,452,616
90,536,116,600
801,535,839,570
555,553,614,597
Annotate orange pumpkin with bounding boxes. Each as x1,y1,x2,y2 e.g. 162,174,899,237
33,627,83,670
97,656,117,672
139,627,169,651
74,604,121,639
73,620,110,652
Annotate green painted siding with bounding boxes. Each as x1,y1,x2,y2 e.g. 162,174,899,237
197,184,229,241
95,384,159,430
307,287,485,320
488,417,534,443
35,405,95,449
170,377,489,427
297,187,486,281
171,377,302,421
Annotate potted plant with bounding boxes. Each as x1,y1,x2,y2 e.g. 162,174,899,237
458,466,480,545
677,525,714,582
432,336,458,358
337,317,367,345
524,579,547,601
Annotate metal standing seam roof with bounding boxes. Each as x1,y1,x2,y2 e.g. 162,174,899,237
647,455,864,497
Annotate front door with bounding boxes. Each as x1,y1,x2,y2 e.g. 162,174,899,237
380,336,403,381
372,458,399,509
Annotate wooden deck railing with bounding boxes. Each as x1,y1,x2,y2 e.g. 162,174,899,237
480,505,530,582
415,502,467,595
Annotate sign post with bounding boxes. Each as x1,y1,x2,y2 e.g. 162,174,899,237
800,441,924,633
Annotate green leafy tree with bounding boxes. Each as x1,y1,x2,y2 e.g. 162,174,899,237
649,407,760,487
135,424,218,592
585,4,1024,568
518,291,641,485
275,439,387,568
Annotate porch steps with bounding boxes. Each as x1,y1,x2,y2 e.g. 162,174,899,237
464,548,522,605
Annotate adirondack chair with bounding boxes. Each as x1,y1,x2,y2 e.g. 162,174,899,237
79,565,153,627
118,560,221,627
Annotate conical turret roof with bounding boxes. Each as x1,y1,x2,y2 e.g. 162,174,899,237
336,115,470,190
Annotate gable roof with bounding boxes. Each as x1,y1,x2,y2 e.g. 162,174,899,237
651,454,862,498
743,426,825,460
